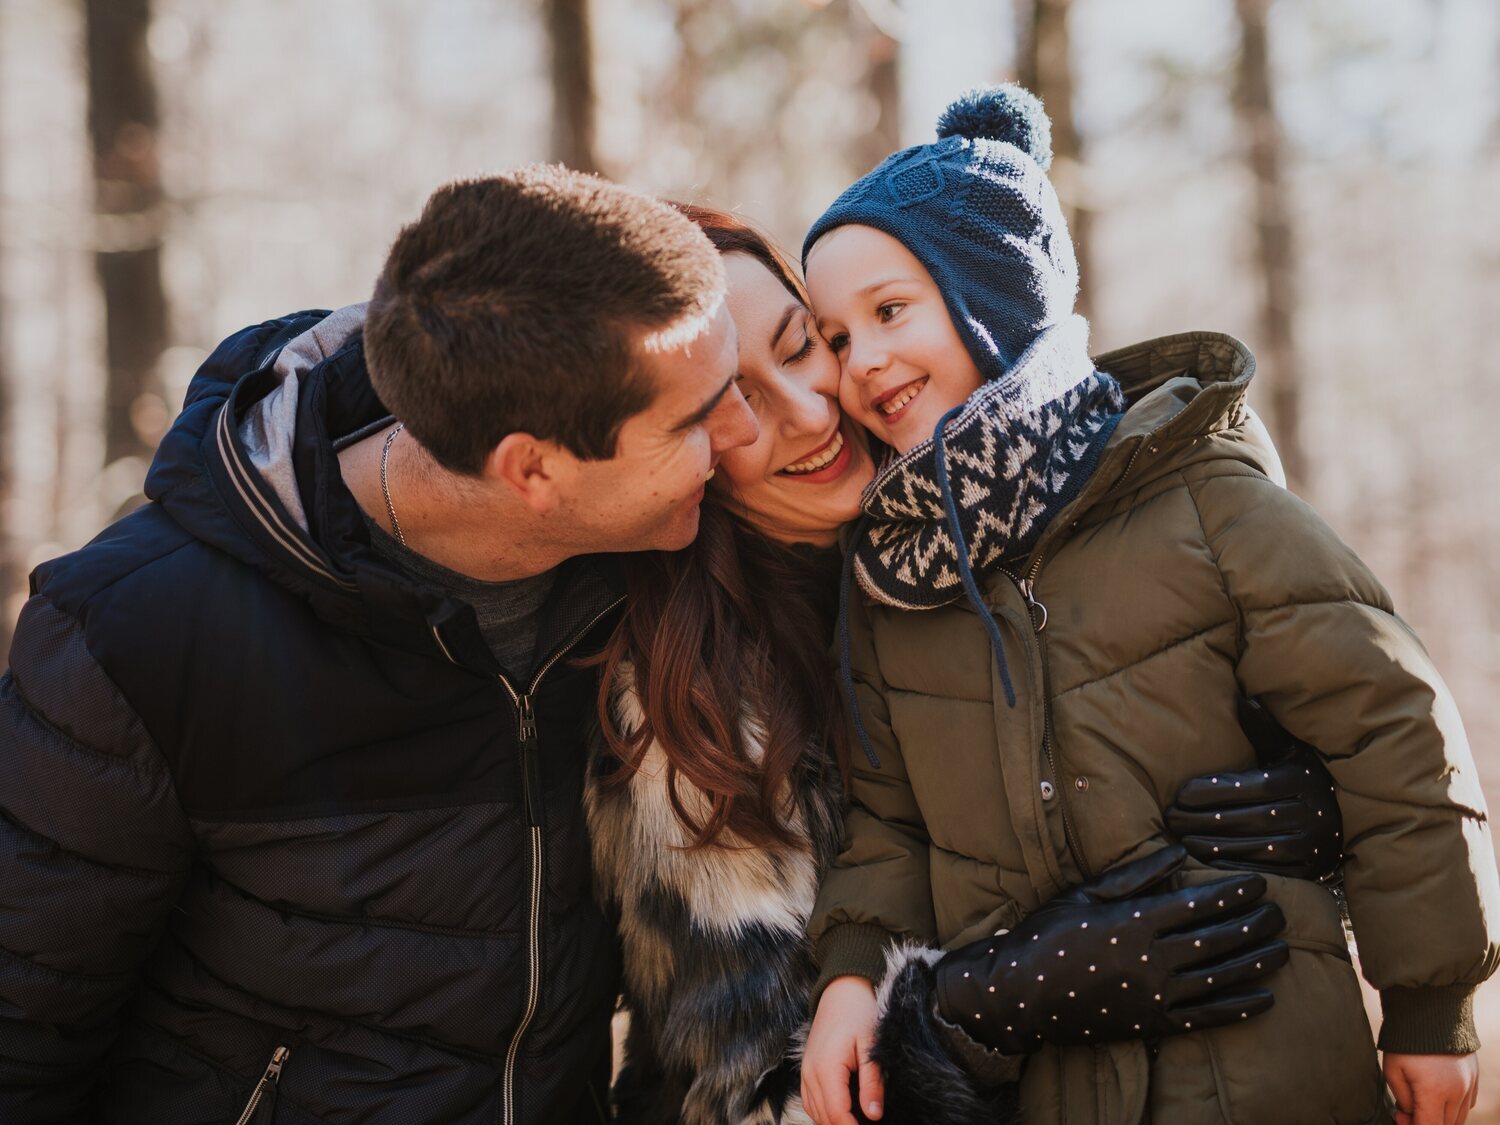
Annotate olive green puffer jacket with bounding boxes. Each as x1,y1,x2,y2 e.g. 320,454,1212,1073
811,331,1500,1125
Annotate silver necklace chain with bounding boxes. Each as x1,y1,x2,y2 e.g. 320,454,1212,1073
380,423,407,546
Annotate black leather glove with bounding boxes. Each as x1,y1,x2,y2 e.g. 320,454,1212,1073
934,846,1287,1054
1167,697,1343,880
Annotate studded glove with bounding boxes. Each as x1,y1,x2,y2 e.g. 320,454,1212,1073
1167,697,1343,880
933,846,1288,1054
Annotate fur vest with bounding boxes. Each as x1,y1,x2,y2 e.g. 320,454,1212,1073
587,665,1020,1125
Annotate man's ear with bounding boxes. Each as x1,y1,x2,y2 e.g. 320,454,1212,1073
486,432,573,515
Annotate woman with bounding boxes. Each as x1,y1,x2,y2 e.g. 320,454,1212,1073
585,206,1340,1125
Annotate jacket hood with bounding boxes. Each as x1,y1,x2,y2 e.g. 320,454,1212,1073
145,305,376,601
1087,330,1283,493
140,308,492,659
237,302,370,536
973,329,1283,588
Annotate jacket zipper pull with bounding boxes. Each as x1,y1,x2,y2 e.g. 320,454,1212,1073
1016,576,1049,633
234,1046,290,1125
518,694,544,827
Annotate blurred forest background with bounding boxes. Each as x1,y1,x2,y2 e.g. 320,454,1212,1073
2,0,1498,1102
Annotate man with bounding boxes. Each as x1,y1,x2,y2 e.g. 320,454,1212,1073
0,167,756,1123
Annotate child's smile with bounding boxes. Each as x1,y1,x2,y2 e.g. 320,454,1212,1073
872,375,929,424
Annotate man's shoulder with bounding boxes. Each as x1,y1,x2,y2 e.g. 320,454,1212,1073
28,500,293,665
31,503,203,619
21,499,348,777
12,506,240,762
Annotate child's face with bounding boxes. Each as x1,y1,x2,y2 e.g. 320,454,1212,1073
806,224,985,454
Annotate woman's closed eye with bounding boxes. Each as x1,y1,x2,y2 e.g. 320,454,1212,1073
786,331,817,364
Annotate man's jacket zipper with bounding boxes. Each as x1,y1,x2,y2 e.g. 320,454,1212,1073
480,596,625,1125
233,1045,290,1125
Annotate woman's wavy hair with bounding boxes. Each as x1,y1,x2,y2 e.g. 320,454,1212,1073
592,203,851,852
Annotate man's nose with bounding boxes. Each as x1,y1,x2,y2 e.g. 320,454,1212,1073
709,382,759,452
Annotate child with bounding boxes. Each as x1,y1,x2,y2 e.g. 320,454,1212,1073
799,86,1498,1125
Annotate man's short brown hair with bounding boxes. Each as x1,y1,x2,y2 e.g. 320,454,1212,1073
365,166,726,475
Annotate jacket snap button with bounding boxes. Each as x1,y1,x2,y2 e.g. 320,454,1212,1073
1040,780,1055,801
1074,776,1090,792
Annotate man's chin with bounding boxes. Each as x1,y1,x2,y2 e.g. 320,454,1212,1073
653,505,703,552
587,501,704,555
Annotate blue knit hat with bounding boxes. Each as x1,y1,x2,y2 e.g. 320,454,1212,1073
803,84,1076,380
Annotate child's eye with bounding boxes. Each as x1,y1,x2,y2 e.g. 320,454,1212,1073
827,331,849,353
876,302,905,323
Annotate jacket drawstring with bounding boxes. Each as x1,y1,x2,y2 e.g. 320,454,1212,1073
934,403,1019,708
838,514,883,769
838,404,1022,774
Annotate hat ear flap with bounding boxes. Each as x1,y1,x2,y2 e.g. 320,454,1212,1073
937,84,1053,171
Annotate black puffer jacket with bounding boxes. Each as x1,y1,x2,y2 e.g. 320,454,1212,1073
0,309,624,1124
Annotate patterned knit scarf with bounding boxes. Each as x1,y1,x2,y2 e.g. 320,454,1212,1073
852,316,1124,610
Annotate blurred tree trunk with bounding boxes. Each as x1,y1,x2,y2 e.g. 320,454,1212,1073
1018,0,1092,319
546,0,598,173
83,0,168,480
1233,0,1305,492
665,0,709,188
0,122,14,659
851,0,901,175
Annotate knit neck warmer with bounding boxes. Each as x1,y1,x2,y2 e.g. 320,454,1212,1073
851,317,1125,611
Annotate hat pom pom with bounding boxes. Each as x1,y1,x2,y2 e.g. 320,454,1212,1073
936,84,1053,171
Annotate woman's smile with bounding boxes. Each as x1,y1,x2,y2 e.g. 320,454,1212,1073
779,421,853,482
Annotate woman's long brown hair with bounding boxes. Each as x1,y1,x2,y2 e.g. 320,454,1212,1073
593,203,851,851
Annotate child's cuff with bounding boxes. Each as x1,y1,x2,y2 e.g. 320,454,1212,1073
810,923,899,1014
1378,983,1480,1055
929,1004,1026,1087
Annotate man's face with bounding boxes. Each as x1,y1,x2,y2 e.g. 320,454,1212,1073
564,301,758,553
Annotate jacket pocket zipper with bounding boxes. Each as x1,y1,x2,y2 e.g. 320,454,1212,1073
234,1045,290,1125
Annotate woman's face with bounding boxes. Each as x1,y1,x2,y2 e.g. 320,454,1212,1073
712,253,875,546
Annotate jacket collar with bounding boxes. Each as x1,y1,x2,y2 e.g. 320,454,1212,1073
958,330,1276,600
1050,330,1275,517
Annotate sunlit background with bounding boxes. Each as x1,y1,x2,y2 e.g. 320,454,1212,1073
3,0,1498,1107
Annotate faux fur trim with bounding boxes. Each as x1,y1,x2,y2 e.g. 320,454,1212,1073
870,944,1022,1125
595,671,822,938
875,943,946,1019
590,664,842,1125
